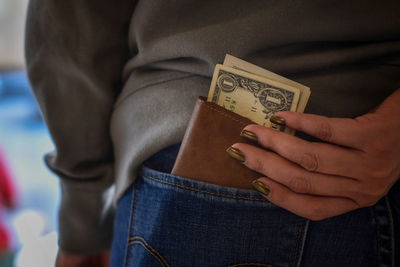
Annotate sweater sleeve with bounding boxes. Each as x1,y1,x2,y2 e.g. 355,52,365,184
25,0,135,253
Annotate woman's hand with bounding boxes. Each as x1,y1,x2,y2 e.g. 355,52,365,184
56,250,110,267
230,88,400,220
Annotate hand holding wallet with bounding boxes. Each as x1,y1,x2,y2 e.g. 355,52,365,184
171,55,310,189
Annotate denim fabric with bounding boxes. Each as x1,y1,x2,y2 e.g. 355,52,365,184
110,145,396,267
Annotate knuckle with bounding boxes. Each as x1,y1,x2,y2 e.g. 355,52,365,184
289,174,312,194
251,157,268,175
314,120,333,141
299,152,319,172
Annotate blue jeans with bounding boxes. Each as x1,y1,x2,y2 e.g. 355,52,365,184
110,144,398,267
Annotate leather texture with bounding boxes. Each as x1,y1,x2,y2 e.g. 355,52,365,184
171,97,262,189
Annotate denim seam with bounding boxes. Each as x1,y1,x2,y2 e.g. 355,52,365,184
129,241,165,266
143,174,267,201
385,195,395,266
128,236,169,265
373,206,382,266
373,197,395,267
289,222,302,267
124,184,139,267
128,236,170,267
296,220,309,267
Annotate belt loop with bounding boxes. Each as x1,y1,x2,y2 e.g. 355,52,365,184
373,196,395,267
295,219,309,267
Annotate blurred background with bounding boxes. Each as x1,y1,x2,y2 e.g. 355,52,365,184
0,0,60,266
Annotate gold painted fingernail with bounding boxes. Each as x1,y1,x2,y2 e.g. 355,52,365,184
252,180,270,196
270,115,286,126
226,146,245,162
240,129,258,142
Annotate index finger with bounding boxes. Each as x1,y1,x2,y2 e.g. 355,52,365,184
254,177,359,221
275,112,365,148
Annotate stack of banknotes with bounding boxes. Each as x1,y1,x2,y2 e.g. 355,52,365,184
207,54,311,134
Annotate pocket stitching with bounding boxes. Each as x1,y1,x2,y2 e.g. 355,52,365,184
124,186,139,267
144,174,267,202
128,236,170,267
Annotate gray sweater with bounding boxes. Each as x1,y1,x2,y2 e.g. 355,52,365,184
25,0,400,253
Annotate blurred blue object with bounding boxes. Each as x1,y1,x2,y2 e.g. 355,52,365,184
0,70,43,126
0,71,31,97
0,70,59,266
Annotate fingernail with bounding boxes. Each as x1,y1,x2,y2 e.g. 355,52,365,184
270,115,286,126
240,129,258,142
226,146,245,162
252,180,270,196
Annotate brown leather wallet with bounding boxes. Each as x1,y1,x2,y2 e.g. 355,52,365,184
171,96,262,189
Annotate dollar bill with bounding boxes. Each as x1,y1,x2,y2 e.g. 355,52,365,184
207,64,300,130
223,54,311,114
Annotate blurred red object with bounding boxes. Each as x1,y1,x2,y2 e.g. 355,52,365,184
0,147,17,252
